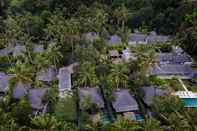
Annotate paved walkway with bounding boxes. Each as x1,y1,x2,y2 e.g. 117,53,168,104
178,78,189,91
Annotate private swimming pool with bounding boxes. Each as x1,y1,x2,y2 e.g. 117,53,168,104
182,98,197,107
135,114,144,121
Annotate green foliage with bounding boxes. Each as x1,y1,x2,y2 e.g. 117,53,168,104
104,116,142,131
0,108,18,130
152,95,185,115
74,62,99,87
178,18,197,56
8,64,34,83
11,97,32,126
0,0,196,130
108,64,129,88
54,95,77,122
141,118,163,131
31,114,60,130
149,76,169,87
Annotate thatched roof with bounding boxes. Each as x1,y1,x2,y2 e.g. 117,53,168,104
112,89,139,112
141,86,168,106
28,88,49,110
36,67,56,82
80,87,104,108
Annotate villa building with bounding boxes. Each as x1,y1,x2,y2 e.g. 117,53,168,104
156,53,193,65
0,72,11,96
112,89,139,113
150,64,196,79
108,35,122,46
140,86,168,107
36,66,56,83
128,31,172,46
79,87,105,109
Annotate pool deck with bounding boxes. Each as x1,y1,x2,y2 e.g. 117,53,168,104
173,91,197,98
173,79,197,99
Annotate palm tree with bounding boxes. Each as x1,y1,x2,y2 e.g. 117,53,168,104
117,26,131,46
8,64,34,83
133,47,156,85
64,18,81,63
184,109,197,131
31,114,59,130
111,116,142,131
0,0,7,17
113,5,131,27
109,64,129,88
48,44,63,71
74,62,99,87
141,118,163,131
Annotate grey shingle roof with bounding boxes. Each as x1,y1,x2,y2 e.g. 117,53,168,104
112,89,139,112
36,67,56,82
156,53,192,64
13,45,26,56
80,87,104,108
34,45,44,53
141,86,168,106
0,48,9,56
0,72,10,93
108,35,122,46
28,88,49,110
12,82,29,99
0,44,15,56
150,65,196,79
146,35,171,43
58,67,72,91
129,33,147,42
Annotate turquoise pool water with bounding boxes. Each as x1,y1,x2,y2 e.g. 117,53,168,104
100,113,111,124
182,98,197,107
135,114,144,122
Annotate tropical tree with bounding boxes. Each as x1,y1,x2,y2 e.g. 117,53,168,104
104,116,142,131
0,108,18,131
8,64,34,83
31,114,60,130
0,0,8,17
132,46,156,85
11,97,32,126
74,62,99,87
109,64,129,88
32,51,51,71
74,44,100,64
113,5,131,27
117,26,131,46
61,122,78,131
178,20,197,56
141,118,163,131
47,44,63,71
152,95,185,116
184,109,197,131
54,95,77,122
166,113,191,131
